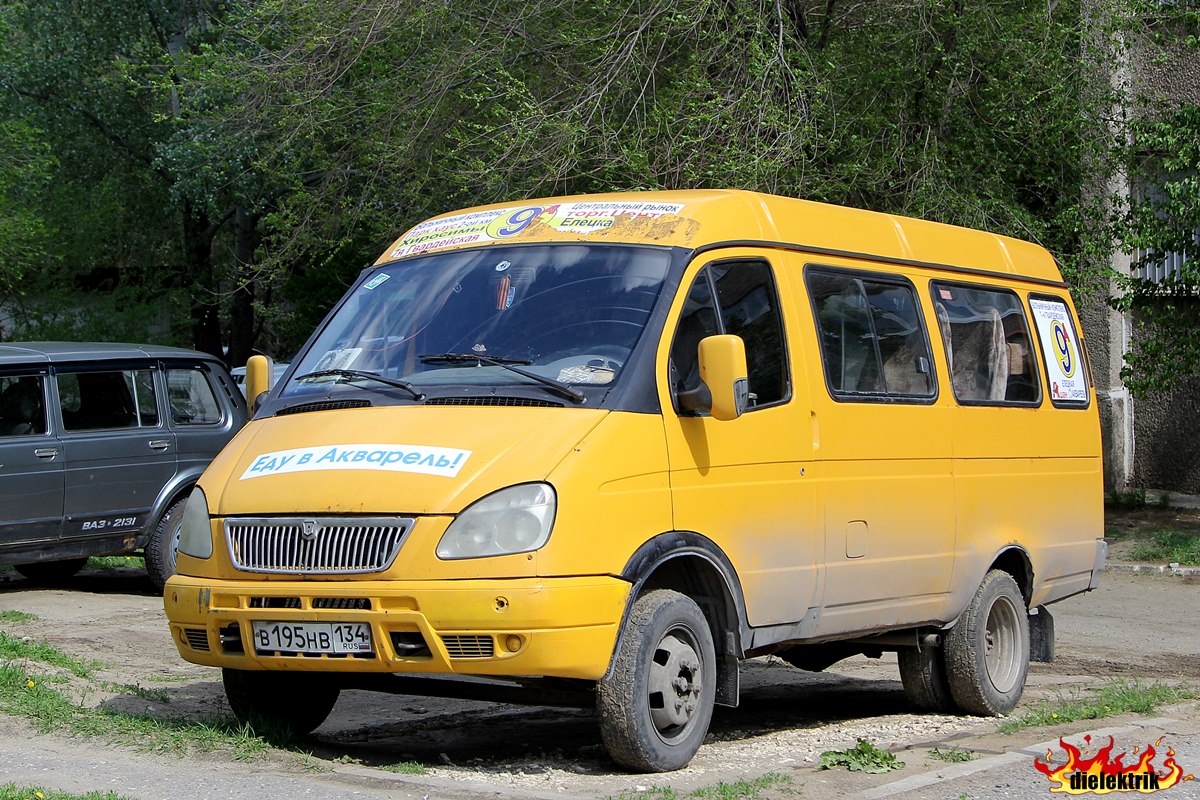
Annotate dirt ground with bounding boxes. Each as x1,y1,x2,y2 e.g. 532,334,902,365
0,547,1197,799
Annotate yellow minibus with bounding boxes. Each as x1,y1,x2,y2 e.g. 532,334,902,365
164,190,1105,772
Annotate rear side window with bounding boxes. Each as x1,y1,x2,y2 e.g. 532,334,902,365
167,369,223,424
932,283,1040,405
669,260,788,413
1028,294,1089,407
58,370,159,431
807,268,935,401
0,375,48,436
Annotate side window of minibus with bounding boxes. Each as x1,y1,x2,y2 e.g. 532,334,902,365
931,283,1040,405
807,269,935,399
669,261,788,413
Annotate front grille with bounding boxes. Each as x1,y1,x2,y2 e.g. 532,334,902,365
226,517,413,574
183,628,210,651
276,399,372,416
441,635,495,658
425,396,561,407
313,597,372,610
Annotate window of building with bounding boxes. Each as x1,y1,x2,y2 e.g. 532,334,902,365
932,283,1040,405
807,268,936,401
669,260,788,414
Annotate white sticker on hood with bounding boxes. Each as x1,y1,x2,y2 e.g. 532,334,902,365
240,444,471,480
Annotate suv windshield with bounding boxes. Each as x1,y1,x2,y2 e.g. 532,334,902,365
282,244,672,402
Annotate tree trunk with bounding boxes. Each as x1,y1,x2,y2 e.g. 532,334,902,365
228,206,260,368
183,201,223,359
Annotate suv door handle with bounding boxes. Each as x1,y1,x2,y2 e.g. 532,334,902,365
34,448,59,459
148,439,172,451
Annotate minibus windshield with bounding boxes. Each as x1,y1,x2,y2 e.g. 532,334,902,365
281,244,672,402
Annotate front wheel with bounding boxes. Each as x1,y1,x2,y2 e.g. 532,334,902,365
597,589,716,773
943,570,1030,715
222,668,340,737
145,497,186,591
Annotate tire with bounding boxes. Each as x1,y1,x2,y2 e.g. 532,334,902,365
898,643,956,712
222,668,340,738
943,570,1030,715
596,589,716,773
14,557,88,584
145,497,186,592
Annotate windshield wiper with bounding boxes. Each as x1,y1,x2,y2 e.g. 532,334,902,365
294,369,425,401
418,353,586,404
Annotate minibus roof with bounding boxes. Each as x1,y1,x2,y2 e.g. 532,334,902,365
377,189,1063,285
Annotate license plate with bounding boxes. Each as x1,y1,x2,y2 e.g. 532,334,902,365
251,620,372,654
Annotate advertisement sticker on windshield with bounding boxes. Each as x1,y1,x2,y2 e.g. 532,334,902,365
240,444,472,480
389,201,694,258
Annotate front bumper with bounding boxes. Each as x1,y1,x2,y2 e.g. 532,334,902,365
163,574,630,681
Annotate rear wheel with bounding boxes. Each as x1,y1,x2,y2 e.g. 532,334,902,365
943,570,1029,715
14,557,87,584
222,668,340,737
898,643,956,712
597,590,716,773
145,497,186,591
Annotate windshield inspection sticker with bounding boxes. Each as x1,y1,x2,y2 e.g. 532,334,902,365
240,444,472,480
363,273,391,290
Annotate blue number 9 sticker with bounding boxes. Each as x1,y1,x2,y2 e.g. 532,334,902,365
486,206,543,239
1052,320,1075,377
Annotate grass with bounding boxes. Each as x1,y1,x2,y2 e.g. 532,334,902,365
0,611,36,623
1000,679,1193,733
0,632,96,678
379,761,428,775
607,774,791,800
84,557,143,571
1128,533,1200,565
0,630,284,760
818,739,905,773
929,746,976,763
0,786,131,800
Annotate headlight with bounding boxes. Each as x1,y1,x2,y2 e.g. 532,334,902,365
437,483,556,560
177,487,213,559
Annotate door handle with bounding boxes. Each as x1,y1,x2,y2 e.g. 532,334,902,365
34,448,59,459
148,439,172,451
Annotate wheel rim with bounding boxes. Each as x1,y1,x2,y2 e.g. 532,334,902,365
983,594,1022,693
647,624,704,744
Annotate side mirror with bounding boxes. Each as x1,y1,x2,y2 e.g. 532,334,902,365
698,334,749,421
244,354,275,412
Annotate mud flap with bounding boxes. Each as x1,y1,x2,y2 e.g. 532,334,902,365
715,652,739,707
1029,604,1054,662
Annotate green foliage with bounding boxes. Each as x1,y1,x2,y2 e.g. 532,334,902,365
0,0,1140,359
1107,486,1148,509
0,785,130,800
0,631,96,678
0,611,36,623
999,679,1193,733
818,738,905,773
1129,532,1200,564
929,746,976,763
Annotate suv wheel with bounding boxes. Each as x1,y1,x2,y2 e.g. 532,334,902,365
145,497,186,591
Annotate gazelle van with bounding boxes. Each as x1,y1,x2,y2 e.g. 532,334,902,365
164,190,1105,772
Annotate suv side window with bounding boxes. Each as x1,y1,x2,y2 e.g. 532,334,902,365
58,370,159,431
167,368,222,425
807,268,936,401
0,375,48,436
669,260,788,413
